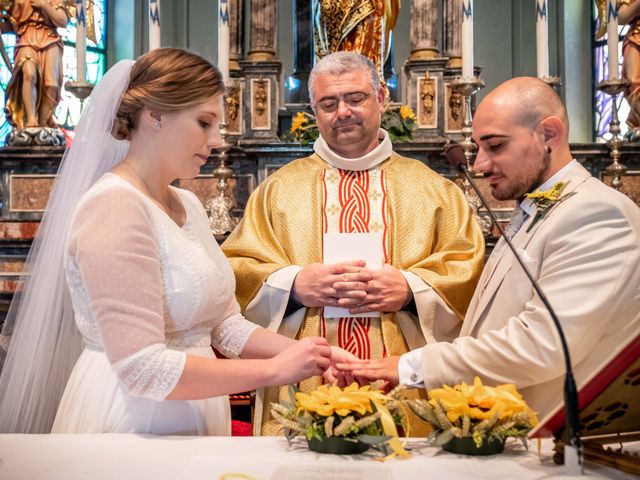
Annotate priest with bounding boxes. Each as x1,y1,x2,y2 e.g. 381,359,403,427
222,52,484,435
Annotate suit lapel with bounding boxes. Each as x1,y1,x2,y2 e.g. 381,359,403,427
463,217,532,334
462,162,592,335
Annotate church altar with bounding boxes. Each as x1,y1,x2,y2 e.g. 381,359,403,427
0,434,635,479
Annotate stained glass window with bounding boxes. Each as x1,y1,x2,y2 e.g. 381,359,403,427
594,6,629,141
0,1,107,145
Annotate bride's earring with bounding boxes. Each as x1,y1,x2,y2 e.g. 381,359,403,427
150,111,162,130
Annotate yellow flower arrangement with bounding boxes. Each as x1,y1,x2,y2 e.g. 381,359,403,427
380,102,417,142
524,181,576,232
409,377,538,449
296,383,384,417
282,103,417,145
286,111,320,146
399,105,417,122
271,383,415,457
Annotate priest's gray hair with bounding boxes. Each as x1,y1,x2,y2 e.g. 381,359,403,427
309,52,380,103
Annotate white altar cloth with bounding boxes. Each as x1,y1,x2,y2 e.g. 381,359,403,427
0,434,633,480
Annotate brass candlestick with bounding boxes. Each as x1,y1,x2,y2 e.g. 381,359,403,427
598,77,631,191
65,80,94,102
449,76,492,236
206,119,239,237
540,75,562,89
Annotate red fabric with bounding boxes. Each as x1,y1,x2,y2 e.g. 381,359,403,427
231,420,252,436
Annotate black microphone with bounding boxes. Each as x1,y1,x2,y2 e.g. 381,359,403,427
445,143,582,473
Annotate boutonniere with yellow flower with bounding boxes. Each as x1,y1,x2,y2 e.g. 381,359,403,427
408,377,538,455
271,383,417,457
524,181,576,233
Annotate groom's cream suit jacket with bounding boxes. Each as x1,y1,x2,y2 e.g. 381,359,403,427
419,162,640,417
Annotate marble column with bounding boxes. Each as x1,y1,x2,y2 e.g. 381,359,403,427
229,0,244,71
248,0,276,61
284,0,313,106
410,0,439,60
444,0,462,69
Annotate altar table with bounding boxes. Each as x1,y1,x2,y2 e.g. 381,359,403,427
0,434,634,479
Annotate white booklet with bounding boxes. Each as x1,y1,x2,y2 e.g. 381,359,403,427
323,232,383,318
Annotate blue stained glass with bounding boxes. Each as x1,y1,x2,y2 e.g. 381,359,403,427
0,1,107,146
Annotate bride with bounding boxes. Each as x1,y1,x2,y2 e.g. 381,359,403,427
0,48,352,435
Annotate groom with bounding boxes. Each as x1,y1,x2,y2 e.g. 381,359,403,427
339,77,640,418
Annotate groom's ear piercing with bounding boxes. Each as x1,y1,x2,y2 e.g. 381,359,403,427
545,146,552,154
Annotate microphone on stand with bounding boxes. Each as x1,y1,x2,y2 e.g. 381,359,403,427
445,143,582,475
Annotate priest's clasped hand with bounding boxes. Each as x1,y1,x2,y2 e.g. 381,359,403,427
343,264,412,314
292,261,411,313
292,260,370,307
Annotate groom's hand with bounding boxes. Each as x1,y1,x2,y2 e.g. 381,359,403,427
336,355,401,391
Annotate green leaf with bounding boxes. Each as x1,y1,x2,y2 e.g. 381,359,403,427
356,434,393,446
383,114,403,132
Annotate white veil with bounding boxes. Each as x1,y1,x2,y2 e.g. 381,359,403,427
0,59,135,433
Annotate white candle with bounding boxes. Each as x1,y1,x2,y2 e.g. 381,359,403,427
461,0,474,78
75,0,86,83
149,0,161,51
218,0,230,83
607,0,619,79
535,0,549,78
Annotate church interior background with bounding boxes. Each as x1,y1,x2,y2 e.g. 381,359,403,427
0,0,638,325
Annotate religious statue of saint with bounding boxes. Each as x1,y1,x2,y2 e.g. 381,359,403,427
0,0,71,131
597,0,640,140
418,76,435,126
251,78,269,129
225,85,241,134
254,80,268,116
226,94,239,122
446,87,463,131
617,0,640,140
313,0,400,88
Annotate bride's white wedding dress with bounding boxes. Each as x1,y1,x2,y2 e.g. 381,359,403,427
51,173,258,435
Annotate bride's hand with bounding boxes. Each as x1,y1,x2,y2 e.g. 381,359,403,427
322,346,362,387
270,337,331,386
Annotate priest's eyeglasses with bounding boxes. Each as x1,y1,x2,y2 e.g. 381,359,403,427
314,90,374,113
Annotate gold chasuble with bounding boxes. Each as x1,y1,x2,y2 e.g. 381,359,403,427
222,152,484,436
322,166,387,360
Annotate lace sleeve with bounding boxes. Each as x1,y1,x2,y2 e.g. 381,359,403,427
211,313,260,358
67,183,185,400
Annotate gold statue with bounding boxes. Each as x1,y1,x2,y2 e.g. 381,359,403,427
445,86,463,131
418,75,435,126
0,0,71,129
313,0,400,87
